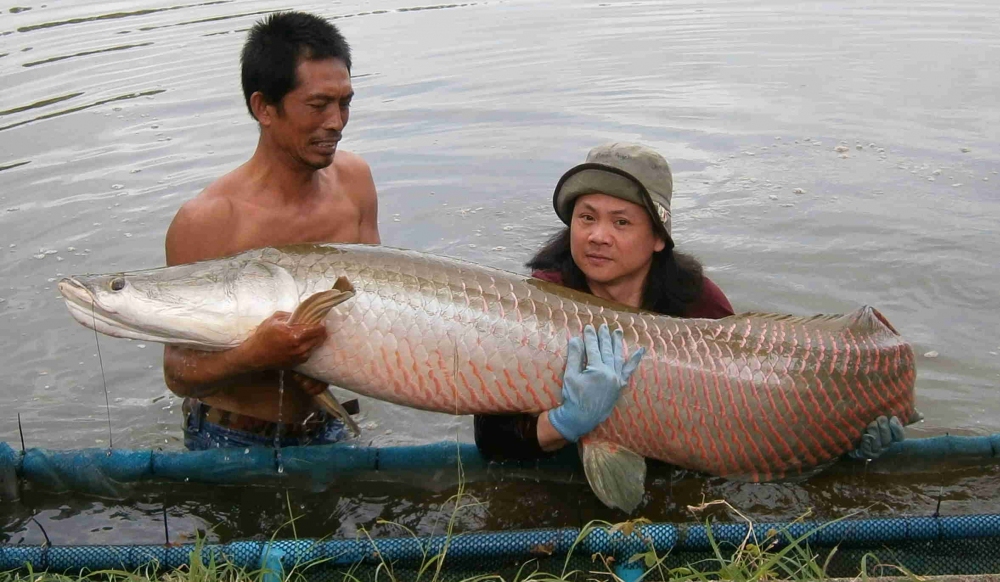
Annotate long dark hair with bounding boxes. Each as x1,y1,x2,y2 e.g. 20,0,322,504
526,228,704,316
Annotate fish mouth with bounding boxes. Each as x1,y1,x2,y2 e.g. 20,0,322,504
58,277,176,344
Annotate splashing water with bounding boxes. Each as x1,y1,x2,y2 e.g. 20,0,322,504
275,370,285,474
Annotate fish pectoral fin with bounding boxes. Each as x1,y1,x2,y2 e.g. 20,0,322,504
289,286,355,326
289,281,360,438
579,438,647,513
313,388,362,437
332,275,355,295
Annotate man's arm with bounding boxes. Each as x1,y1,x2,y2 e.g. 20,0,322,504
340,152,380,244
162,197,326,398
163,311,326,397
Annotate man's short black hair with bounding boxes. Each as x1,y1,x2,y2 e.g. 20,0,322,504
240,11,352,120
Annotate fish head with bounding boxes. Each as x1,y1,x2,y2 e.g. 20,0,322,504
58,258,300,349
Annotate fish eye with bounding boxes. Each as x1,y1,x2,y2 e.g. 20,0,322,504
110,277,126,292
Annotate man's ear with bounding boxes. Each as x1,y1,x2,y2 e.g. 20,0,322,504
249,92,273,126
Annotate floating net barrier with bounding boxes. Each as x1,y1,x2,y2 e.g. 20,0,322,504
1,434,999,579
1,433,998,499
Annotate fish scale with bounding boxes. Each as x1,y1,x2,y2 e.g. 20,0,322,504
253,245,918,479
60,243,918,508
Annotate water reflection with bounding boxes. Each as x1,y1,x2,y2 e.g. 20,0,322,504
14,2,232,34
0,0,998,536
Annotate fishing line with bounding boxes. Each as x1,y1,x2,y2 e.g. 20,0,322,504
30,515,51,547
92,303,113,449
17,412,25,453
162,504,170,546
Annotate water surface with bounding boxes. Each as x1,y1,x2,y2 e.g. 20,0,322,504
1,0,999,543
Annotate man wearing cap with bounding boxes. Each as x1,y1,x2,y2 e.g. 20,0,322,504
474,142,905,462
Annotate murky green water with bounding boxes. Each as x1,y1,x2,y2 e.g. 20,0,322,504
1,0,999,544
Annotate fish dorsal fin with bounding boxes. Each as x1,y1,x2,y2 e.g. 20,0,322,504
289,277,355,325
723,306,901,337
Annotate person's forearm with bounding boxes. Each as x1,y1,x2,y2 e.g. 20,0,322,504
537,411,570,452
162,345,260,398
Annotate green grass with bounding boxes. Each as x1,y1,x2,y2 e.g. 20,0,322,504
0,497,918,582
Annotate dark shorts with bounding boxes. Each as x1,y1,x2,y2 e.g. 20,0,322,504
182,399,350,451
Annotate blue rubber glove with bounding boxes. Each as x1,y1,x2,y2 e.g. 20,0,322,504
548,323,646,443
847,415,905,460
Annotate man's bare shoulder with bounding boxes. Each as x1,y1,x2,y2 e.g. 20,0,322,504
165,179,241,265
331,150,379,243
333,150,374,185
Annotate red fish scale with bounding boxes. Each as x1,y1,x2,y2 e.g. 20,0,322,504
262,245,917,481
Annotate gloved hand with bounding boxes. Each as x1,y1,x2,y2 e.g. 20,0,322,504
847,415,905,460
548,323,646,443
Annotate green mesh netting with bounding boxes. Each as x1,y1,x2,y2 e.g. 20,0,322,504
3,514,1000,579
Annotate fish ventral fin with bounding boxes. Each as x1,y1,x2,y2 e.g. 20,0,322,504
725,305,901,337
580,438,647,513
289,280,361,437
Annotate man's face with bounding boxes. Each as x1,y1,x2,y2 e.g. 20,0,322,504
569,193,666,288
263,57,353,170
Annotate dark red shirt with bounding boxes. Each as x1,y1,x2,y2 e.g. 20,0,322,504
529,269,735,319
474,269,735,461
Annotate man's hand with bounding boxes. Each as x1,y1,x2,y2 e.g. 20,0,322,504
847,415,905,460
238,312,328,372
547,323,645,443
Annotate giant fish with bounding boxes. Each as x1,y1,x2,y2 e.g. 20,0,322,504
58,243,919,512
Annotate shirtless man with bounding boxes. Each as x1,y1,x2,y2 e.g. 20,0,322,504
163,12,379,450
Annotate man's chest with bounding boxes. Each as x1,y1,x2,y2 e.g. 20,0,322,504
231,198,363,250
